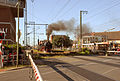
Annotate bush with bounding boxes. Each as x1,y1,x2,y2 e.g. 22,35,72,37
85,50,90,54
80,51,85,54
82,48,89,52
78,48,91,55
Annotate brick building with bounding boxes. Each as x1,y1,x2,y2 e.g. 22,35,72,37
0,0,25,44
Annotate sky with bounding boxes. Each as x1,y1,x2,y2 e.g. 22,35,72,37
16,0,120,46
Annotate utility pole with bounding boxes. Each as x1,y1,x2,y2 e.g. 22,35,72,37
26,23,48,48
38,36,39,45
24,0,27,46
80,10,88,50
80,11,82,47
28,37,30,46
16,0,20,67
46,24,49,40
33,22,35,48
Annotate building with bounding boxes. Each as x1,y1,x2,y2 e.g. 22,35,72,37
83,31,120,43
0,0,25,44
82,31,120,50
83,36,106,44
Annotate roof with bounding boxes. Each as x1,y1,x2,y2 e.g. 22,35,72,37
0,0,26,17
83,31,120,40
0,0,26,8
83,35,105,38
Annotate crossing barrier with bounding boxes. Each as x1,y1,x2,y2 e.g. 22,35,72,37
28,54,43,81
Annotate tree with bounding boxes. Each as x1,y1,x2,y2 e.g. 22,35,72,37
63,36,73,48
53,36,63,48
52,35,73,49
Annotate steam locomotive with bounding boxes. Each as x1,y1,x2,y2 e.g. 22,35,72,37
38,41,52,52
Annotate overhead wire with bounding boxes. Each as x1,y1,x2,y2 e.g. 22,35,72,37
86,0,119,13
51,0,71,21
28,26,42,35
47,0,60,21
56,0,80,20
56,0,107,20
93,18,120,28
83,0,120,32
27,12,48,23
90,14,120,32
85,0,120,21
84,0,120,32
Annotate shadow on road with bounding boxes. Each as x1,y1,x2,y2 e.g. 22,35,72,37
36,59,74,81
35,58,116,81
72,57,120,68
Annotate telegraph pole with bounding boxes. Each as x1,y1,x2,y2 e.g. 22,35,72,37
38,36,39,45
24,0,27,46
27,37,30,46
16,0,20,67
80,11,82,47
80,11,88,49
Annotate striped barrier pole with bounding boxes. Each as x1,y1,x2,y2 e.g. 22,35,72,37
0,55,4,68
1,55,4,68
28,54,43,81
0,40,3,68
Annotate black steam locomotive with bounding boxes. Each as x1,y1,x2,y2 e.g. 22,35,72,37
38,41,52,52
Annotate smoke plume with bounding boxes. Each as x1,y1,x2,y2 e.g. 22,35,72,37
47,18,76,36
75,24,92,39
47,18,92,40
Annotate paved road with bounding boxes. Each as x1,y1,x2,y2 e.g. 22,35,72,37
0,56,120,81
38,56,120,81
0,67,35,81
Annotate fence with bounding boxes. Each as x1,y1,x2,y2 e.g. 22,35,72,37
0,53,26,68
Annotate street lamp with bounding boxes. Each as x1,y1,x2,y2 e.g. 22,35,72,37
104,27,115,56
104,27,115,42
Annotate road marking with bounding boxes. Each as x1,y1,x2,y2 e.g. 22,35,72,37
102,59,112,62
84,63,97,66
102,68,119,75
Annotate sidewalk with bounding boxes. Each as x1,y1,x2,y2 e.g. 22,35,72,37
0,65,31,72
